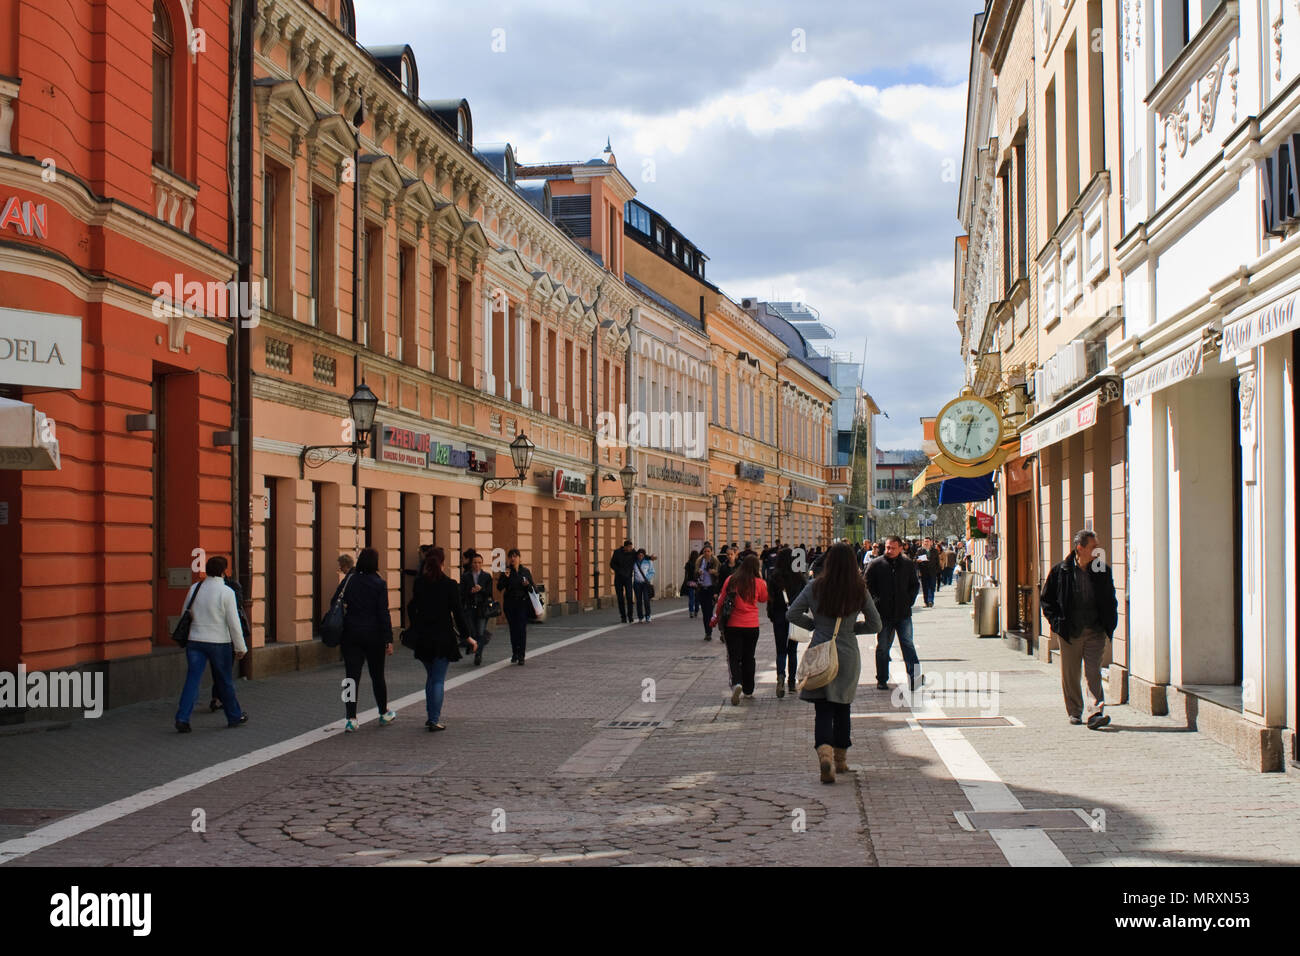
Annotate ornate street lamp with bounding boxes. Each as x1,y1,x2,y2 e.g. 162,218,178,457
299,380,381,540
481,432,536,497
723,483,736,547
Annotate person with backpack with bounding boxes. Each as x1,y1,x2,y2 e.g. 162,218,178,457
711,553,768,706
497,549,537,665
632,548,657,622
767,546,808,698
459,550,494,666
174,555,247,732
787,542,882,784
696,543,721,641
683,549,700,618
333,547,395,732
410,547,476,731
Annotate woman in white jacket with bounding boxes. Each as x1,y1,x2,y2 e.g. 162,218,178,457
175,555,247,732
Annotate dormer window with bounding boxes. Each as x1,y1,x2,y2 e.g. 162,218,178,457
400,56,413,96
340,0,356,38
457,108,468,143
655,224,664,246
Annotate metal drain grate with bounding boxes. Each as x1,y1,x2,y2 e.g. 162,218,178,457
955,809,1097,831
597,719,667,729
910,715,1022,728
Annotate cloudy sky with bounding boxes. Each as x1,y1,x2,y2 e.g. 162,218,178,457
358,0,974,449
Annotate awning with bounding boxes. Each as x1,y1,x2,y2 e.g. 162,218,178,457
1019,387,1105,456
1123,337,1204,405
1221,287,1300,359
0,397,61,470
911,463,946,497
939,474,995,504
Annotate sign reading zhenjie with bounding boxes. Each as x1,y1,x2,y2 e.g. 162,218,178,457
0,307,81,389
379,424,429,467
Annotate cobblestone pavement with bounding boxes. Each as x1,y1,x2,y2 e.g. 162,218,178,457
2,587,1298,867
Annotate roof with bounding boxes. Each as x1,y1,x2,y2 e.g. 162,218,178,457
625,273,705,333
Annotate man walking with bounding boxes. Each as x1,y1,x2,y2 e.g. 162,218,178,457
1040,530,1119,729
917,536,940,607
866,536,921,690
610,539,637,624
696,543,721,641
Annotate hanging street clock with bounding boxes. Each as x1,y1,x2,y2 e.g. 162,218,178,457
931,388,1012,477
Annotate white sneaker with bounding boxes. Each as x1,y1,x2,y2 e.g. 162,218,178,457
731,684,743,706
344,719,358,733
379,710,397,726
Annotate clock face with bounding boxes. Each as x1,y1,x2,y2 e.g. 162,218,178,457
937,398,1002,462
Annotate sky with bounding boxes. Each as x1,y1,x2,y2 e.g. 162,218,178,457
357,0,974,449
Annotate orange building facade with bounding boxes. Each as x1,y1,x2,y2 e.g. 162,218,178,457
0,0,237,700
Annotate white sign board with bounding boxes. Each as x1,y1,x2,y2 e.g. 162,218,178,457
1019,392,1100,456
1123,340,1203,405
1221,290,1300,360
0,307,82,389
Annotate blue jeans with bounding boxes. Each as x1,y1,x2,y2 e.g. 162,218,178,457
634,580,652,620
772,616,798,681
875,618,919,686
423,656,450,724
921,576,937,606
686,584,698,615
177,642,242,725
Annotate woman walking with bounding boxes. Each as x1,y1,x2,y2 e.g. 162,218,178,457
787,542,882,783
497,548,536,665
632,548,656,622
333,547,395,732
766,546,808,698
410,547,476,731
711,553,768,706
174,555,246,732
683,549,700,618
459,550,494,666
696,544,721,641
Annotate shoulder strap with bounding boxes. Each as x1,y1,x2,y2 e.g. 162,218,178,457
832,616,843,638
182,577,205,614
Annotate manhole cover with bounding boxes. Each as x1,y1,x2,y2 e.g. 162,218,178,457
911,715,1021,728
596,719,667,729
333,761,443,776
955,809,1097,831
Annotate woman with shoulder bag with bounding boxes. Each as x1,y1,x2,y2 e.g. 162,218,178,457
334,547,395,732
766,546,808,698
460,550,495,666
174,555,247,732
683,549,700,618
632,548,657,622
711,553,768,706
497,549,536,665
787,542,882,784
411,548,476,731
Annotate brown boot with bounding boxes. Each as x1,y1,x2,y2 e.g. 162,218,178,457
833,747,850,774
816,744,835,784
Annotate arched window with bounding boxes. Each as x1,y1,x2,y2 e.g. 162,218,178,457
456,107,468,144
340,0,356,38
152,0,173,168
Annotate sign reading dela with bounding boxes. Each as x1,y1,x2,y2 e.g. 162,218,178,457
0,307,82,389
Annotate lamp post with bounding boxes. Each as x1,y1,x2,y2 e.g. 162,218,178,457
299,381,380,543
480,432,536,498
782,484,794,544
723,484,736,548
597,462,637,538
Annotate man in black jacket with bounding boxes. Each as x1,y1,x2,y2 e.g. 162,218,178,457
866,535,922,690
610,540,637,624
1040,530,1119,729
916,537,940,607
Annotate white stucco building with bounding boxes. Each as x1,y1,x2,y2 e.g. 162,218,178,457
1116,0,1299,771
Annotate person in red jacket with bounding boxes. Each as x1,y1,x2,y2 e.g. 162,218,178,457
711,553,768,705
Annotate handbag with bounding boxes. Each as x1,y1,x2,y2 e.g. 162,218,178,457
527,585,545,621
716,579,736,628
796,616,842,691
320,572,353,647
486,599,502,618
171,578,206,646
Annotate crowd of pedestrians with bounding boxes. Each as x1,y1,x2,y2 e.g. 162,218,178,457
173,523,1119,784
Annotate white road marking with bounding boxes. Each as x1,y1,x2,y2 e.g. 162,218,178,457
0,609,685,865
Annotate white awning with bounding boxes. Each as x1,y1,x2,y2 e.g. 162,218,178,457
1123,338,1204,405
1221,288,1300,359
1019,390,1101,456
0,397,61,470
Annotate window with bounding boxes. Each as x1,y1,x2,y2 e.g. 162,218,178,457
1087,0,1105,178
152,1,173,168
655,225,665,246
1162,2,1222,70
262,170,276,307
309,191,328,327
1064,34,1080,205
340,0,356,37
400,56,414,97
625,202,651,235
1000,165,1012,296
457,108,468,144
398,243,415,364
1044,78,1058,229
1014,141,1027,279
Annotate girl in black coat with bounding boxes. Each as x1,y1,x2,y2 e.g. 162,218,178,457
332,547,394,732
411,547,475,731
459,550,494,666
767,547,809,697
497,549,536,665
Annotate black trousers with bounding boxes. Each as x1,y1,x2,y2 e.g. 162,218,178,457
724,626,760,693
614,578,634,621
506,602,529,658
699,588,717,637
342,639,388,719
813,700,852,749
